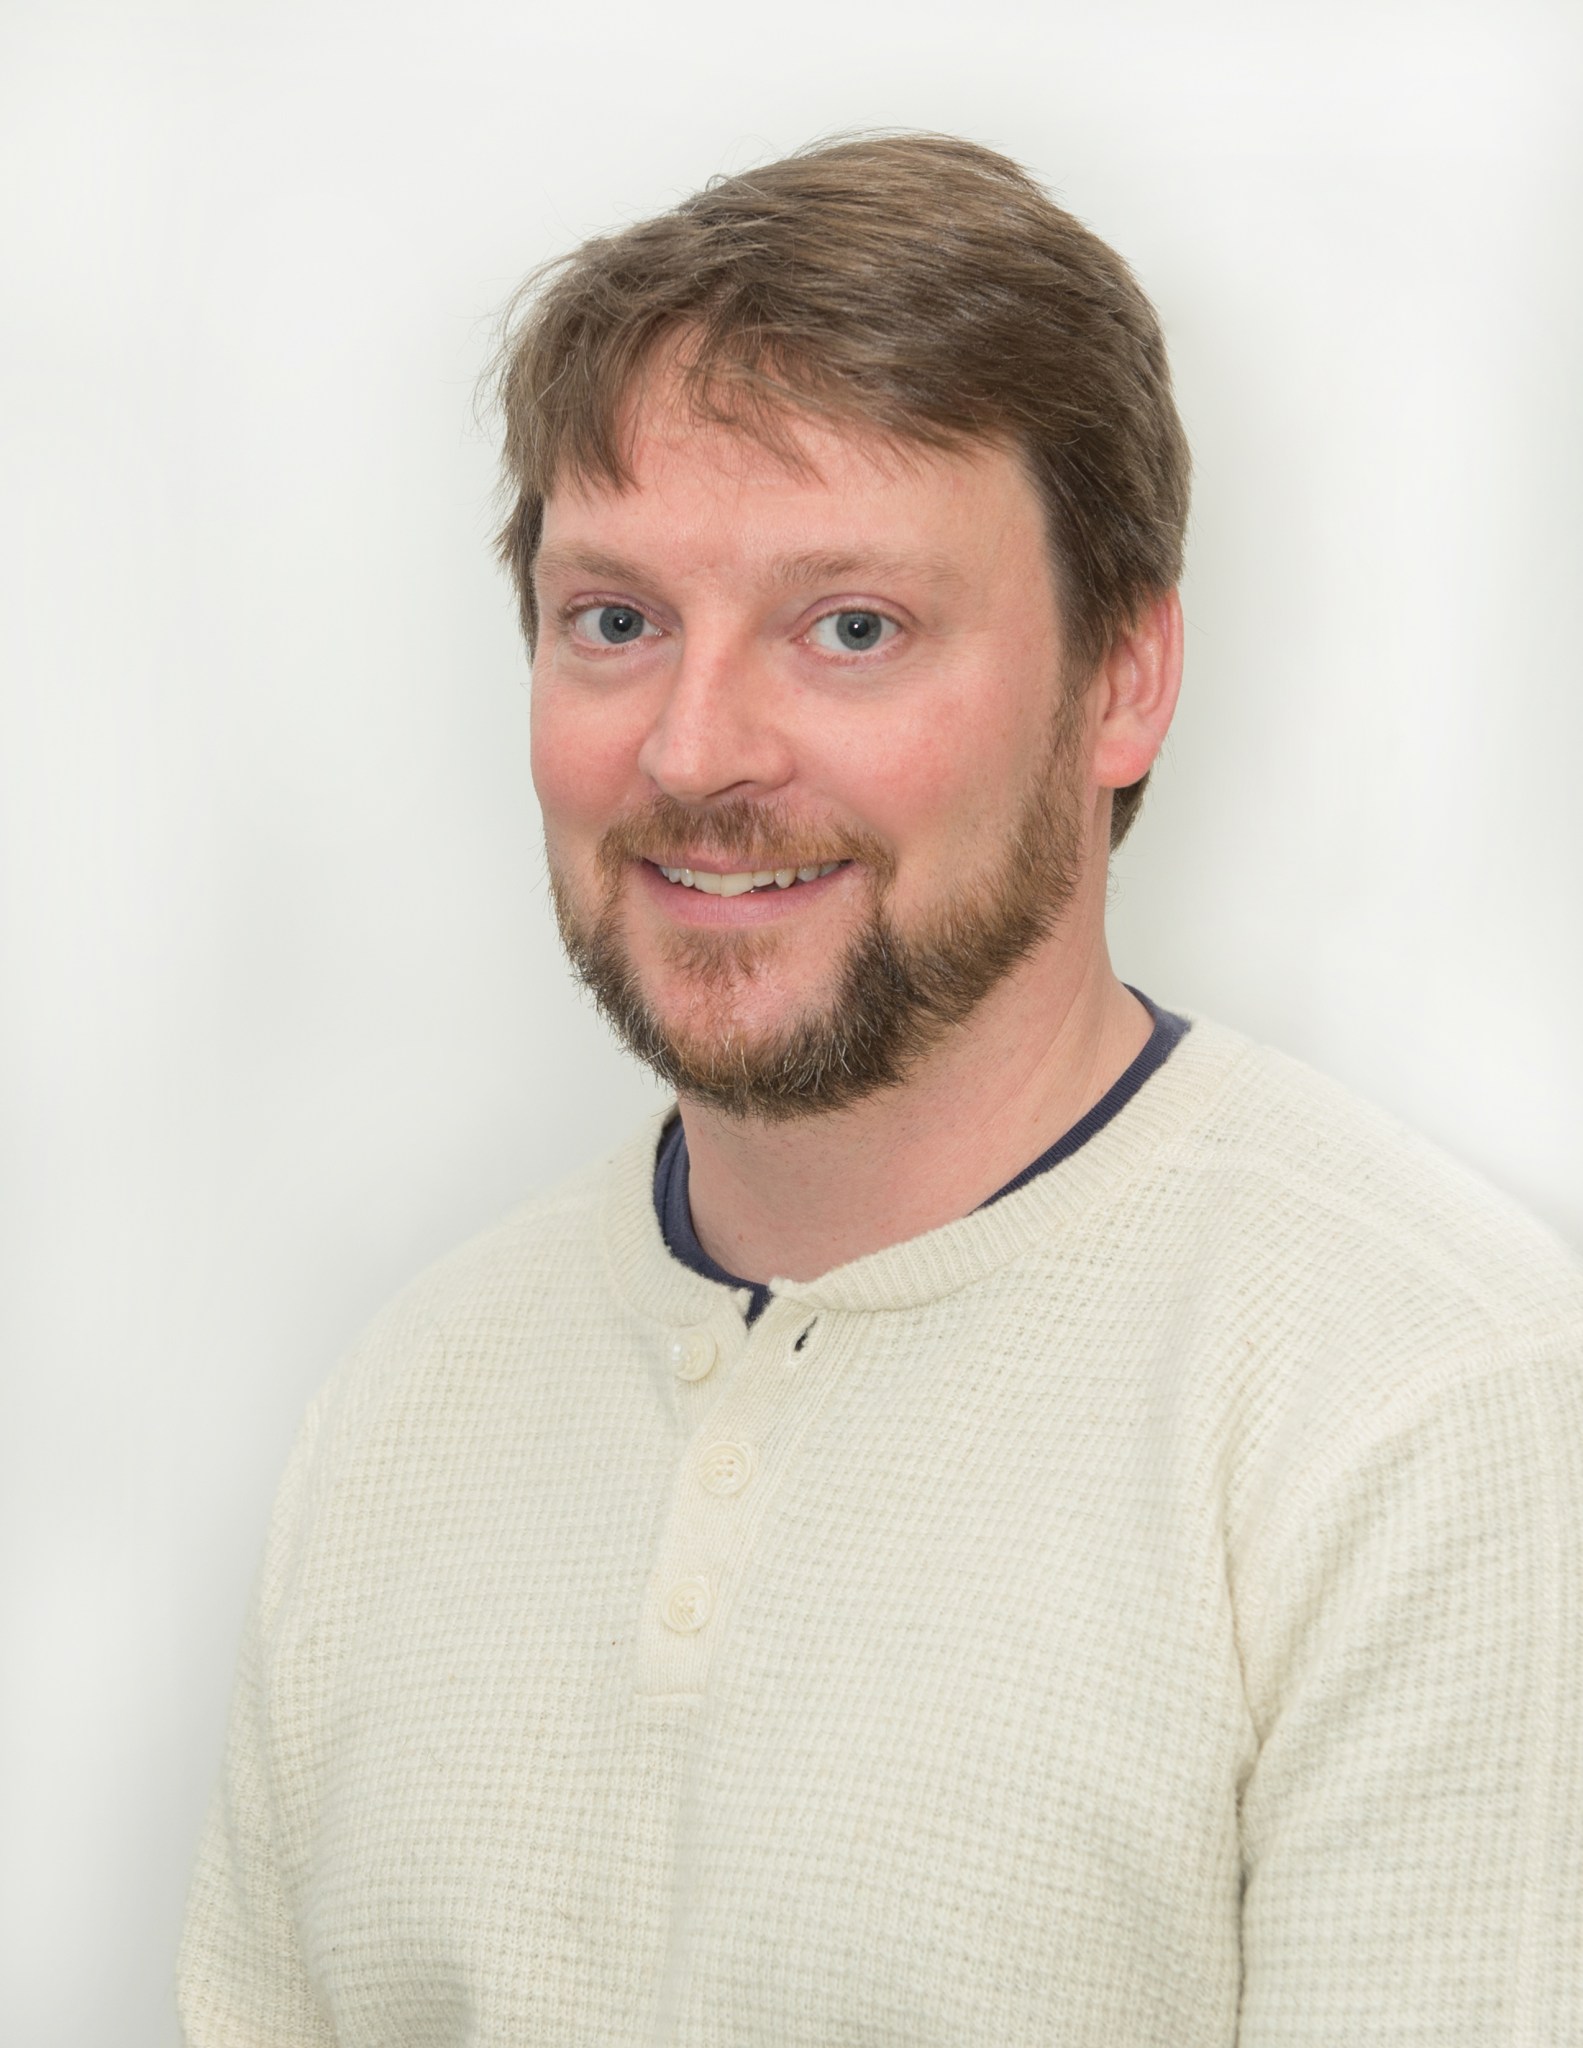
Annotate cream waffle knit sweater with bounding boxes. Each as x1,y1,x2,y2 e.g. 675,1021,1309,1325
177,1016,1583,2046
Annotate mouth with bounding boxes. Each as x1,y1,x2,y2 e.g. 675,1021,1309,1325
647,859,849,898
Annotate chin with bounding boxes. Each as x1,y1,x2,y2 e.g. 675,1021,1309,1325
645,963,833,1049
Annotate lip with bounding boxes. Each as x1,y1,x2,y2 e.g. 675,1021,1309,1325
645,850,841,876
632,856,852,924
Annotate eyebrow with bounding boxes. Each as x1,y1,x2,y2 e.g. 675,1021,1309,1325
767,548,967,593
533,543,967,597
533,545,654,592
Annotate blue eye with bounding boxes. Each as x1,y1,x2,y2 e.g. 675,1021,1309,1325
570,604,654,647
808,610,897,654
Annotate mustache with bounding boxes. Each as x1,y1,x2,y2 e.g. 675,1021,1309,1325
596,796,895,883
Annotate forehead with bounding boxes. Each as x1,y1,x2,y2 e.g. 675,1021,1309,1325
537,389,1050,600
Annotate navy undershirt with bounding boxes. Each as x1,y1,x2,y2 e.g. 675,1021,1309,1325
653,986,1190,1323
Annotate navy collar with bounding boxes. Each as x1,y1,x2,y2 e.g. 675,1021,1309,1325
654,987,1190,1322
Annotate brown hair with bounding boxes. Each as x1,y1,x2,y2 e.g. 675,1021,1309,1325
490,131,1189,849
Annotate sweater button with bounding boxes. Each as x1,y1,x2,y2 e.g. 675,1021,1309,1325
697,1441,754,1495
662,1576,713,1632
667,1327,718,1381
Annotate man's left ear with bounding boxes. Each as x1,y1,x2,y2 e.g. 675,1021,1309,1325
1088,589,1183,791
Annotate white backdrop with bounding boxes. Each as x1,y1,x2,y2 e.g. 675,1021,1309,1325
2,1,1579,2039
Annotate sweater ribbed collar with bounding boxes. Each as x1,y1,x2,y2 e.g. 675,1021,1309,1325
600,1010,1252,1328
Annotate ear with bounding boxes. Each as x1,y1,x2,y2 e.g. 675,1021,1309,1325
1087,589,1183,791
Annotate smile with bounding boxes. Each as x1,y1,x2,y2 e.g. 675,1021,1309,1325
651,861,847,897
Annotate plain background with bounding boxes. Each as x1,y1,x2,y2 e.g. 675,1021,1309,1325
2,0,1579,2039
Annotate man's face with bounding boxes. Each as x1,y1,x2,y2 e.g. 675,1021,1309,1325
529,382,1105,1120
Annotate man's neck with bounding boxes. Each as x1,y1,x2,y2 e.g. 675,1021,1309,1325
678,941,1154,1286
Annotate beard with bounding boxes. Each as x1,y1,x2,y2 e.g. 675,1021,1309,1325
547,697,1090,1123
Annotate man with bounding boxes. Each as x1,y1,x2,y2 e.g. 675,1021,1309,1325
177,134,1583,2045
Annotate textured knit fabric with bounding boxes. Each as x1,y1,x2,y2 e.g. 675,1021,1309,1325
177,1014,1583,2047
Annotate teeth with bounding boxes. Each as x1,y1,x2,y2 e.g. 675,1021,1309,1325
656,861,844,894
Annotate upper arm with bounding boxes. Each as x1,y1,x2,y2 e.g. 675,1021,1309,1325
1235,1337,1582,2043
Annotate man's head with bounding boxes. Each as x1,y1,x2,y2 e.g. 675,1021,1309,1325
492,134,1188,1119
495,132,1189,849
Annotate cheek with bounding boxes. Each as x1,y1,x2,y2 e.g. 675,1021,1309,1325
529,680,642,843
820,692,1031,856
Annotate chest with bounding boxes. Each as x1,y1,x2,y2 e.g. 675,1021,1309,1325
274,1303,1252,2045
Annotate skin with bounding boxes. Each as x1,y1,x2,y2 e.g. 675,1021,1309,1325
530,378,1183,1285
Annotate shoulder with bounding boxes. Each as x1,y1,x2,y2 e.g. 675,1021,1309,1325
1162,1016,1583,1354
232,1117,673,1636
1148,1020,1583,1577
302,1116,667,1457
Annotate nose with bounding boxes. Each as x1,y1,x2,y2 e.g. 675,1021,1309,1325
636,633,795,806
